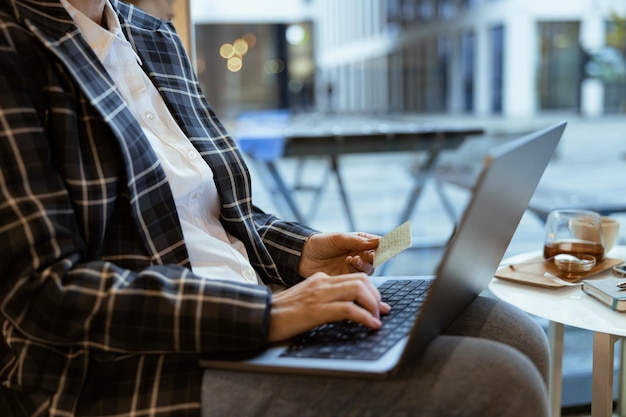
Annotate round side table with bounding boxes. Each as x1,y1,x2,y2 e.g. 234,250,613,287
490,246,626,417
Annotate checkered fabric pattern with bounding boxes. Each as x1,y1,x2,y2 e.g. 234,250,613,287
0,0,316,415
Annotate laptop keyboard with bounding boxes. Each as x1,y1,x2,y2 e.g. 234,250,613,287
281,279,431,361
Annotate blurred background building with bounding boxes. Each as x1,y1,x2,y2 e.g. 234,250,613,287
191,0,626,119
192,0,315,118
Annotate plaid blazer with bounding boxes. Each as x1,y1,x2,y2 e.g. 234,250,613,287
0,0,316,415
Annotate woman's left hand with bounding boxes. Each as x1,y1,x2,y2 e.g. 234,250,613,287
298,232,380,277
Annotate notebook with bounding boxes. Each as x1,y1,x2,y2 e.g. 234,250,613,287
199,121,567,378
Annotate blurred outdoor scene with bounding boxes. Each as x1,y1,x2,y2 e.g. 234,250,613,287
182,0,626,412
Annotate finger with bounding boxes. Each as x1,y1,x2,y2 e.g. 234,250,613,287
326,272,377,295
325,277,382,319
309,273,382,312
380,301,391,315
339,233,379,251
355,231,380,240
341,272,380,302
347,253,375,275
346,256,366,273
326,301,382,329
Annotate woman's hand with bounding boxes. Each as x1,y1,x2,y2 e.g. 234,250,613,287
268,272,391,342
298,232,380,278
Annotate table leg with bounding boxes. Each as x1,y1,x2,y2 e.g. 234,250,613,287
329,155,356,231
399,144,441,224
292,157,333,222
617,337,626,417
548,321,564,417
266,158,356,230
265,161,306,223
591,332,619,417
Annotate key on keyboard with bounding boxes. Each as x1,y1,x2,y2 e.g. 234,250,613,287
281,279,431,360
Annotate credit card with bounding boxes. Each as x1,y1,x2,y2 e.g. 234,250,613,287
373,221,412,268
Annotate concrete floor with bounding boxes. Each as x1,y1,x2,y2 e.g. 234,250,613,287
243,114,626,412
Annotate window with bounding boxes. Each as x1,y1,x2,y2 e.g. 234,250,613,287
603,17,626,113
490,24,504,113
461,30,475,112
537,21,582,111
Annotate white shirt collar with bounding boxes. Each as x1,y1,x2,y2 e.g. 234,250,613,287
60,0,141,65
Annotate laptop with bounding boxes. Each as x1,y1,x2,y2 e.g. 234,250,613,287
200,121,567,378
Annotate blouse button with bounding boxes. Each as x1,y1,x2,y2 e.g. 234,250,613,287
243,269,255,281
145,112,156,120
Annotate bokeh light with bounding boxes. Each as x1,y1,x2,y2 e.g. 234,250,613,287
286,24,306,45
264,59,285,74
219,33,259,72
233,38,249,56
219,43,235,59
227,56,243,72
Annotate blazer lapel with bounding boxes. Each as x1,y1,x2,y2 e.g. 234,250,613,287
14,0,188,266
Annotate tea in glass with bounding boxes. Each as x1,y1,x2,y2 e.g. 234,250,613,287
543,209,605,263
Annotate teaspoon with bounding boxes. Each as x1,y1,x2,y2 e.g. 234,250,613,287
502,254,583,270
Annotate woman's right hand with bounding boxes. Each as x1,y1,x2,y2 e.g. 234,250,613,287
268,272,391,343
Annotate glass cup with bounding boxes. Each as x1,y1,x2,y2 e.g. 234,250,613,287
543,209,605,266
600,216,620,255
